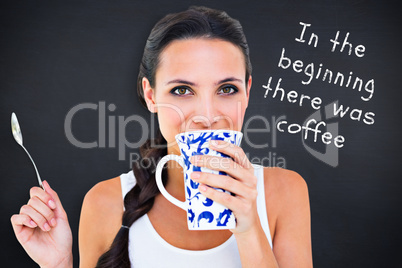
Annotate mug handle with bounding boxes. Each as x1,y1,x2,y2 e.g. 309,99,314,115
155,154,186,211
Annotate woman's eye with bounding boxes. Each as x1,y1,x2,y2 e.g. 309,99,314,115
171,87,192,96
218,86,238,95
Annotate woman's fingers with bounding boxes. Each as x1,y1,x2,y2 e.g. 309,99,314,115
197,182,242,211
12,180,60,233
30,185,56,210
11,214,37,228
195,180,257,215
11,180,73,268
188,141,261,234
209,140,253,170
28,196,56,227
191,171,258,211
10,214,36,245
42,180,67,219
191,172,256,199
20,203,53,232
190,140,256,184
190,154,256,188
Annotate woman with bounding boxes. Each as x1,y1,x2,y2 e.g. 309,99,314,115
11,6,312,268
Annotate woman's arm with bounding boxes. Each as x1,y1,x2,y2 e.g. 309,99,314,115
190,139,279,266
78,177,124,268
190,140,312,267
233,168,312,267
234,217,279,267
268,168,313,267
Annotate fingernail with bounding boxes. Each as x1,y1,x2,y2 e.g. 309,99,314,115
209,141,217,148
199,185,207,192
50,218,57,227
191,172,200,179
30,220,37,227
212,140,221,145
44,223,51,231
48,200,56,209
191,155,200,162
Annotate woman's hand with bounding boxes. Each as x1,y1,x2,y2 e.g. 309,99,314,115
10,180,73,268
190,139,260,234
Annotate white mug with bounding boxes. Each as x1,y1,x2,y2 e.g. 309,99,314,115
155,129,243,230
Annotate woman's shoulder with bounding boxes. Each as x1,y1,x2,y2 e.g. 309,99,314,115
79,176,124,267
263,166,308,197
261,167,312,264
262,167,309,226
83,176,123,212
80,176,124,230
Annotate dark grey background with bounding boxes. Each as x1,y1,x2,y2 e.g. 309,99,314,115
1,0,400,267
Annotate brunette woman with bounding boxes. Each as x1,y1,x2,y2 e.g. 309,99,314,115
11,6,312,268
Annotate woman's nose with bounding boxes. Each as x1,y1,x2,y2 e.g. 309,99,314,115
191,97,218,128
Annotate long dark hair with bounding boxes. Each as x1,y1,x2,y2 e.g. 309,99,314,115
96,6,251,268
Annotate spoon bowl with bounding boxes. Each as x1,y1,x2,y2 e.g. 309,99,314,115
11,113,43,189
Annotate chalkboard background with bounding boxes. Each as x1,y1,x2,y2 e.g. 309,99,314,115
1,0,400,267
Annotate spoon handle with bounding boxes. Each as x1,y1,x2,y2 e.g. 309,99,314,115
21,145,44,190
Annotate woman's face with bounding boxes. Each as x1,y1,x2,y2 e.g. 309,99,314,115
143,38,251,154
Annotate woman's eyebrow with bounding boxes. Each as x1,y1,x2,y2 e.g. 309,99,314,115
216,77,243,85
165,79,197,86
165,77,243,86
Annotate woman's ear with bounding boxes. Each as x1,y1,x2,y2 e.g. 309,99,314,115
142,77,157,113
245,75,252,108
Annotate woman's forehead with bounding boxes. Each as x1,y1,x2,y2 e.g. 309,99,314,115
155,38,246,85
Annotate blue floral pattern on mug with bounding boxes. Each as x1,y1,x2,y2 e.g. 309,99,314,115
175,129,242,230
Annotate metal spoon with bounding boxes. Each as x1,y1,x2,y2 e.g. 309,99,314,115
11,112,43,189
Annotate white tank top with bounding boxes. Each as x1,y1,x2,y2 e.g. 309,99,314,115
120,164,272,268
